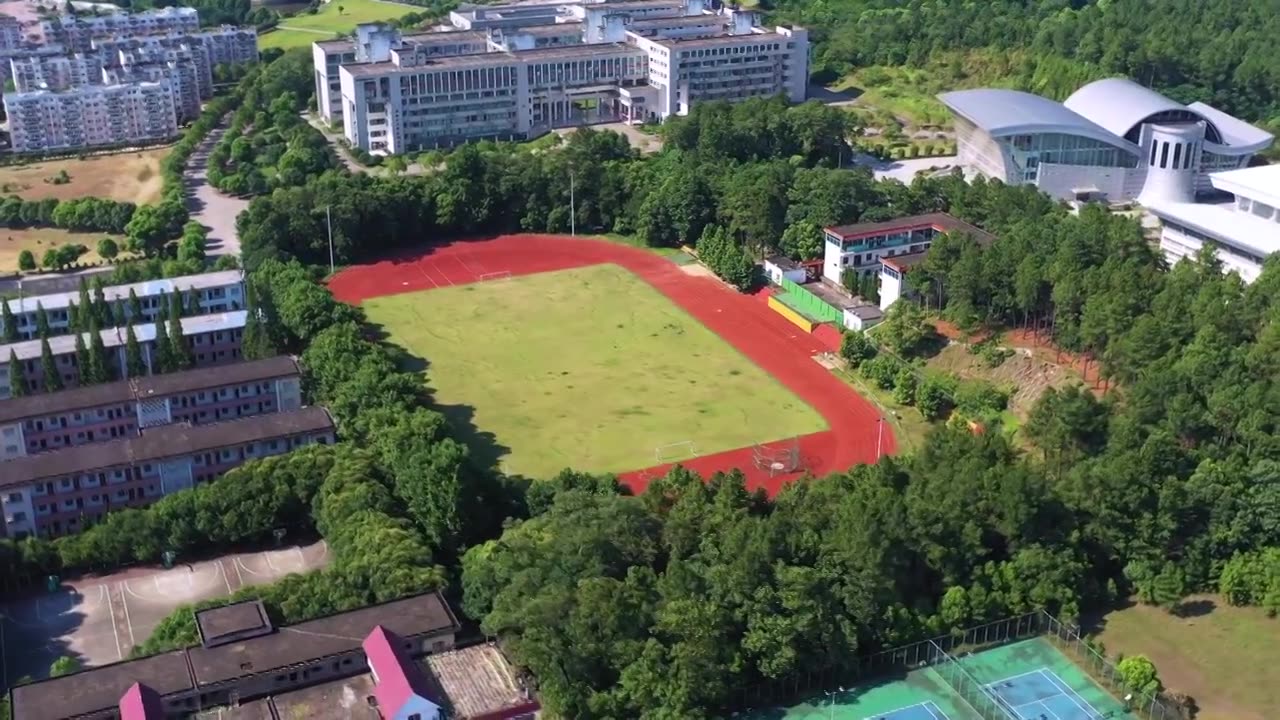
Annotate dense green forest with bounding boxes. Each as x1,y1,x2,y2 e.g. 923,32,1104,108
774,0,1280,130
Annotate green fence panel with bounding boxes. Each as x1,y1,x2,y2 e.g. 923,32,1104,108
779,277,844,324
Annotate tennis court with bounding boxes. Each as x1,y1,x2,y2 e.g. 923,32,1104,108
753,637,1135,720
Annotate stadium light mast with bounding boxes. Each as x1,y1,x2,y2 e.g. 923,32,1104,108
877,417,884,457
569,167,576,236
326,205,335,275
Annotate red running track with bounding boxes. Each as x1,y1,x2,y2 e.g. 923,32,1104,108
328,234,895,497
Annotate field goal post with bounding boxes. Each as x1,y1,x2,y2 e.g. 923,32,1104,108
752,436,803,476
655,440,698,464
478,270,513,282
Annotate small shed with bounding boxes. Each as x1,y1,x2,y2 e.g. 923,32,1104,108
843,303,884,331
763,255,808,285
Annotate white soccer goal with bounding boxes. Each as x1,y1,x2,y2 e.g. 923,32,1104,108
655,440,698,464
478,270,514,282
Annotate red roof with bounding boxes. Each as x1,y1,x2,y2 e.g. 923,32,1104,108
118,682,164,720
363,625,435,718
824,212,996,244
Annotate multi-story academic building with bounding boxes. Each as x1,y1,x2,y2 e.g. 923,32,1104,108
0,405,333,537
0,310,248,398
0,269,245,341
314,0,808,153
0,355,303,461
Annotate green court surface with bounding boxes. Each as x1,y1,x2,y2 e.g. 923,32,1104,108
753,637,1136,720
259,0,416,50
363,263,825,478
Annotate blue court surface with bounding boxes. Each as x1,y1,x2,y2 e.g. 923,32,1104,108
984,668,1113,720
866,701,950,720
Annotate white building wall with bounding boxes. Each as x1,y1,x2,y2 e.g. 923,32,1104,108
1,485,36,538
1158,223,1263,284
0,422,25,461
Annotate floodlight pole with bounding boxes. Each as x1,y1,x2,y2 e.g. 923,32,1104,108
876,417,884,457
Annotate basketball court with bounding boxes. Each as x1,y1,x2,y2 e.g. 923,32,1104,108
0,541,328,686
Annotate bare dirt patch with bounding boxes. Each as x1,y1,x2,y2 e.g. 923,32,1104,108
925,341,1083,420
0,148,170,205
679,262,716,278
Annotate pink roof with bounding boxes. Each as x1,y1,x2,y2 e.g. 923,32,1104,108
118,682,164,720
363,625,433,718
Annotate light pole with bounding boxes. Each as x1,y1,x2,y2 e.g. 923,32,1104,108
824,687,845,720
876,417,884,457
325,204,335,275
569,167,576,236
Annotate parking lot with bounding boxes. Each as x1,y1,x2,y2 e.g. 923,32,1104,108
0,541,329,685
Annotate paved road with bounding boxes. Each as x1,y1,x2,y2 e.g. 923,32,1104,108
183,126,248,258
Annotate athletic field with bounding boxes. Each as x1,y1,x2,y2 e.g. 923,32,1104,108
363,263,826,478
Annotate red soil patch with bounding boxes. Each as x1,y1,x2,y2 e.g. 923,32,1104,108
328,235,895,497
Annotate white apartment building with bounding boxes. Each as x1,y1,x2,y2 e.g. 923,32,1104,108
1149,165,1280,284
317,1,809,153
40,7,200,52
194,27,260,66
5,80,178,153
9,52,100,92
0,15,25,51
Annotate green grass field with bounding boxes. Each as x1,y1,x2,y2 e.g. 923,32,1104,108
260,0,415,50
363,263,826,478
1093,596,1280,720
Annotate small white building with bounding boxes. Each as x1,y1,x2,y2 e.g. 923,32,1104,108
763,255,807,284
843,304,883,331
1148,165,1280,283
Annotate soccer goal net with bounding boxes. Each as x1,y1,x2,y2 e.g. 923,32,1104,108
752,437,803,476
655,440,698,464
478,270,513,282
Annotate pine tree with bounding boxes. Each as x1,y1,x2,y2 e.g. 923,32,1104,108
185,289,200,317
127,288,143,322
240,282,276,360
66,300,81,334
73,331,90,383
87,318,110,383
2,300,18,343
112,298,126,327
124,324,146,378
35,301,49,338
92,279,111,328
153,316,173,373
7,349,26,397
76,278,92,322
169,308,191,370
169,290,183,321
40,338,62,392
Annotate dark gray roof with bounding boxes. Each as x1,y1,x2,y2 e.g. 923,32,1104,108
9,651,194,720
0,406,334,489
196,600,274,648
938,88,1136,152
188,592,460,686
0,356,299,425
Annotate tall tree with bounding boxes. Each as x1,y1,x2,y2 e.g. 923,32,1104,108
73,331,90,383
127,288,144,322
240,282,277,360
66,300,81,334
169,308,191,370
1,299,16,343
87,318,111,384
112,298,126,327
92,278,111,328
7,349,26,397
40,338,62,392
124,324,146,378
34,301,49,338
153,315,174,374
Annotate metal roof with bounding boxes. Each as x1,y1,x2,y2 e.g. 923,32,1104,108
1210,165,1280,208
1064,77,1186,139
938,89,1133,152
1186,101,1275,153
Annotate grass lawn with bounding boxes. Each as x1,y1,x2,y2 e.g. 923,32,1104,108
1092,595,1280,720
0,148,170,205
0,228,125,272
364,263,826,478
261,0,415,49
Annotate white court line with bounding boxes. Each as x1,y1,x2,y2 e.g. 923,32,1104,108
922,700,947,720
989,668,1052,688
863,700,940,720
232,555,247,587
414,261,440,288
1036,668,1095,718
118,581,137,651
218,559,233,595
105,584,122,661
264,549,281,574
452,253,483,277
293,546,305,569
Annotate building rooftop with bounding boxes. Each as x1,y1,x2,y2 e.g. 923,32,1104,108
1147,199,1280,260
846,304,884,321
938,88,1134,153
196,600,274,648
186,592,459,686
0,309,247,362
4,269,242,316
260,675,379,720
0,405,333,488
0,355,299,425
423,644,539,719
1210,164,1280,208
9,650,194,720
882,251,929,272
650,28,785,50
825,212,997,244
